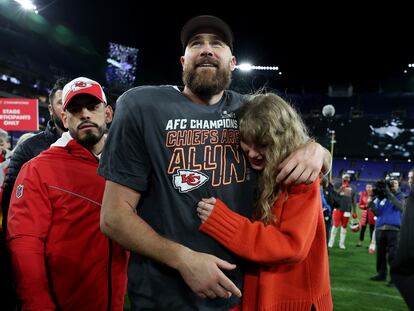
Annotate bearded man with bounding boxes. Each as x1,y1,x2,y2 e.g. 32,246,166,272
7,77,128,311
98,15,332,310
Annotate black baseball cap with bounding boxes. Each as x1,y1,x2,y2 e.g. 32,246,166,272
180,15,234,51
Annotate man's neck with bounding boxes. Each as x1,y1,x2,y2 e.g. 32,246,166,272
182,86,224,106
89,137,105,157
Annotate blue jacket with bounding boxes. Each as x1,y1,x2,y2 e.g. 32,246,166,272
375,193,404,228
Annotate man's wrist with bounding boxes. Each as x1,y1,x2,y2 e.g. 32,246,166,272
170,245,193,271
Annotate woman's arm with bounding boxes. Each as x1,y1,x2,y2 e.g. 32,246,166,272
198,179,321,265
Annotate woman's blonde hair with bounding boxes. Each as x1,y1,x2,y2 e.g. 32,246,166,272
239,92,311,224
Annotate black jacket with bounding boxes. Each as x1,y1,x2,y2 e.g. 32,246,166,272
391,183,414,310
1,120,61,230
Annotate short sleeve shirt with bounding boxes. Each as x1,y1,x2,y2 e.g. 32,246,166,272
99,86,255,310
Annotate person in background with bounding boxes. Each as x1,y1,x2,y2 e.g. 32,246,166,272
328,174,357,249
7,77,128,311
402,169,414,197
370,179,404,287
197,92,332,310
98,15,332,310
357,183,375,247
391,168,414,309
0,129,11,163
321,177,333,246
408,169,413,189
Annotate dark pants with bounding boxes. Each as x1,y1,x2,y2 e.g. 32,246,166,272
376,230,399,279
324,212,332,247
360,224,375,242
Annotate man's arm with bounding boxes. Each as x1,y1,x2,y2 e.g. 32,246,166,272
7,164,56,310
385,187,405,212
100,181,241,299
276,142,331,185
2,142,35,230
198,180,321,265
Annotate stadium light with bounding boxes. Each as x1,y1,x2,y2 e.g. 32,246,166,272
237,63,253,72
13,0,38,13
235,63,279,72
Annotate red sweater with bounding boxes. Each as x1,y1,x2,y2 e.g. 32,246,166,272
200,179,332,311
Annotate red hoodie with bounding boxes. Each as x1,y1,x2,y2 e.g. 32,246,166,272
7,133,129,311
200,179,332,311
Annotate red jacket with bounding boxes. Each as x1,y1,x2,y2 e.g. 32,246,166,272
358,191,370,210
200,179,332,311
7,133,129,311
358,191,376,225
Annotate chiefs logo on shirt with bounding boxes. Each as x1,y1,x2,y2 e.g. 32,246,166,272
172,169,209,193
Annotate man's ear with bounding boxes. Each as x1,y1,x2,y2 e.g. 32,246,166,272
230,56,237,71
61,111,68,129
105,105,113,124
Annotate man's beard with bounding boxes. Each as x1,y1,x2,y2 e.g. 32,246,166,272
182,62,232,99
51,110,65,131
69,122,105,149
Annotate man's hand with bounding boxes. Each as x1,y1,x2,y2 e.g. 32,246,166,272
197,197,216,223
176,249,241,299
276,142,329,185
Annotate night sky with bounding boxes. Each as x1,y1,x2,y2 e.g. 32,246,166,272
2,1,414,93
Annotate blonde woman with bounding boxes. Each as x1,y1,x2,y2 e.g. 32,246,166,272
197,93,332,311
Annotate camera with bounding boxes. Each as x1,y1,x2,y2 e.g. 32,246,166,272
372,179,392,199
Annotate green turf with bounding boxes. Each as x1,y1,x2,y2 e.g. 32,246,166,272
329,228,407,310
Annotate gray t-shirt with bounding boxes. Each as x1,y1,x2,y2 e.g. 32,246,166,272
99,85,255,310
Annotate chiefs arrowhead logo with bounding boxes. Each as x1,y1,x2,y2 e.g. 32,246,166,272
71,80,92,92
172,169,209,193
15,184,24,199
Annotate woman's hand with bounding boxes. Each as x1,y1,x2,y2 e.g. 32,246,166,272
197,197,216,223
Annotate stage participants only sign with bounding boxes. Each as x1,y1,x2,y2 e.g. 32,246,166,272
0,98,39,131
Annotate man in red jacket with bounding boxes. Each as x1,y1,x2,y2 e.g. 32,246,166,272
7,77,129,311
